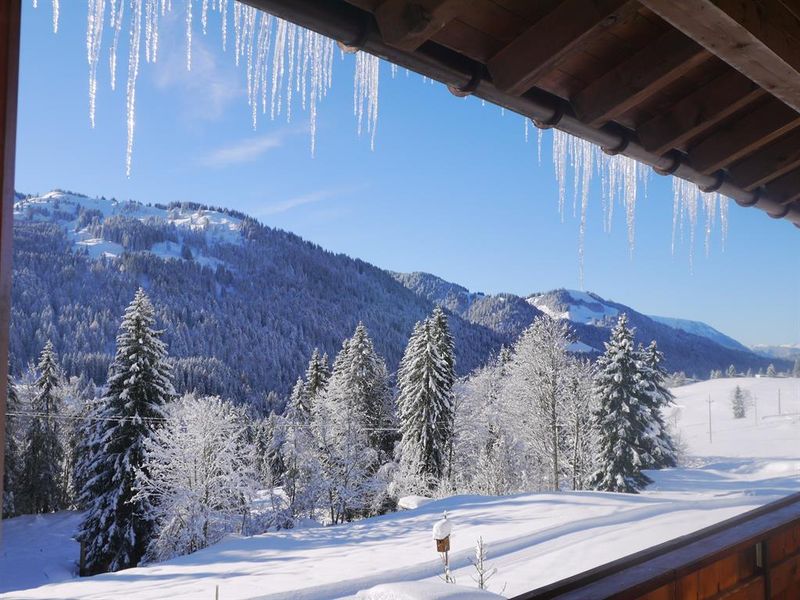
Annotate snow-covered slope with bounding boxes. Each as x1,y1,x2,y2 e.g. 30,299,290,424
528,289,619,326
14,190,244,263
648,316,750,352
4,378,798,600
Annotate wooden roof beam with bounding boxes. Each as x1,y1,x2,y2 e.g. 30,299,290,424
571,28,709,128
640,0,800,113
486,0,637,96
687,98,800,174
761,169,800,208
374,0,469,51
727,128,800,191
637,69,765,156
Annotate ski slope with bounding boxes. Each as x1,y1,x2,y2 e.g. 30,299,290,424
1,378,798,599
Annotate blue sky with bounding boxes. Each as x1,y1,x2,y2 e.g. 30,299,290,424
15,3,799,347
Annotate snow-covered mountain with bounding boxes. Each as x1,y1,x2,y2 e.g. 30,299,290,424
752,344,800,360
12,191,789,406
394,273,787,376
647,316,750,353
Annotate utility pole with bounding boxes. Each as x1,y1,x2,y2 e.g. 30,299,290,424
778,388,782,415
707,394,714,444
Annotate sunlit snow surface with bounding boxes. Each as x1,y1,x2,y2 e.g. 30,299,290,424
1,377,798,599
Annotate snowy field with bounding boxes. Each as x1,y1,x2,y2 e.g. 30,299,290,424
2,377,798,599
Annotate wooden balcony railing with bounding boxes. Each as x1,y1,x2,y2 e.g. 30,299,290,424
513,491,800,600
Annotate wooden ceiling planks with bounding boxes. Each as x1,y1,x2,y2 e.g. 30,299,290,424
253,0,800,227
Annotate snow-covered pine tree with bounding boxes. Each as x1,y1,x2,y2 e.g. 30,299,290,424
304,349,330,405
731,386,748,419
341,323,393,456
396,310,456,491
254,411,286,488
288,377,310,420
282,375,324,519
766,364,777,378
77,288,175,574
589,314,652,493
638,341,678,469
311,326,390,523
70,395,101,511
2,378,20,517
18,341,64,514
136,395,259,561
727,364,737,378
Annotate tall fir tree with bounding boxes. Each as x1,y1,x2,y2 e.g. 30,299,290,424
396,309,456,490
311,325,391,522
638,341,678,469
2,378,20,517
77,289,175,574
589,314,652,493
304,349,330,405
18,341,64,514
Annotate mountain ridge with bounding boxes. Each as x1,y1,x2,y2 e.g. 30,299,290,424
11,191,789,407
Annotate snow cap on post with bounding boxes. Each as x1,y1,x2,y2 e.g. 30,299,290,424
433,512,452,552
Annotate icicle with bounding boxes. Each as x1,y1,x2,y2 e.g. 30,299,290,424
126,0,144,177
537,126,543,166
86,0,105,128
52,0,59,33
702,192,717,257
354,51,380,150
553,130,568,221
720,196,729,250
109,0,124,91
524,117,529,143
185,0,193,71
145,0,161,63
201,0,209,35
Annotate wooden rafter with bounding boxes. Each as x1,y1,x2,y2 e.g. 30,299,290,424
764,169,800,206
637,69,765,156
728,129,800,191
571,28,709,128
374,0,469,51
687,98,800,175
486,0,637,96
640,0,800,113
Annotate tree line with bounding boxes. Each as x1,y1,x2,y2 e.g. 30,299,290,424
3,290,677,574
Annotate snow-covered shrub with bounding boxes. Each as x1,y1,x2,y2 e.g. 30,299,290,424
136,394,259,561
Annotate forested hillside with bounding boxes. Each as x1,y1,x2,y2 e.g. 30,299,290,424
12,192,785,408
11,192,504,406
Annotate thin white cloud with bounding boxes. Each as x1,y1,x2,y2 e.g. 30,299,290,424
200,134,284,166
257,185,366,216
258,190,337,216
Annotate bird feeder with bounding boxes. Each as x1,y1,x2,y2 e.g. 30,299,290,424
433,513,452,553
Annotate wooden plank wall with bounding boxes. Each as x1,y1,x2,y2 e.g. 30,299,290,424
640,520,800,599
0,0,21,519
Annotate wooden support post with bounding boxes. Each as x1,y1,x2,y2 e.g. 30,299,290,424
0,0,21,521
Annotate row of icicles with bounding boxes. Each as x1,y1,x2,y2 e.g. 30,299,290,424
35,0,728,280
